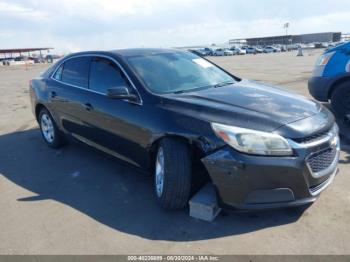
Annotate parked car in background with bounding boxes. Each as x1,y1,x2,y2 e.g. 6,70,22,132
28,57,45,63
213,48,225,56
272,46,282,52
246,47,258,54
263,46,276,53
14,56,27,61
230,47,246,55
288,44,300,51
280,46,288,52
198,49,209,56
203,47,214,56
1,58,12,66
314,43,324,49
189,49,206,57
308,41,350,120
30,48,339,210
255,47,264,53
223,48,234,56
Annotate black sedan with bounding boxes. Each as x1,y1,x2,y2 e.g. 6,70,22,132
30,48,340,210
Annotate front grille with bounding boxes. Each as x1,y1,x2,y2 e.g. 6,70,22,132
306,147,337,173
293,128,330,144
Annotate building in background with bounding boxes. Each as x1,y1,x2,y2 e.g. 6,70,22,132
342,33,350,42
229,32,342,47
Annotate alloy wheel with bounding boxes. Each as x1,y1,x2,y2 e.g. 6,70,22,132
155,147,165,197
40,113,55,143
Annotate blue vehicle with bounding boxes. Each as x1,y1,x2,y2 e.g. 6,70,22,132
308,41,350,119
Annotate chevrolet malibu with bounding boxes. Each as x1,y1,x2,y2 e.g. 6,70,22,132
30,49,340,210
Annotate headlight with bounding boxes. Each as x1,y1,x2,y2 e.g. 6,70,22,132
211,123,293,156
316,51,335,66
334,123,339,134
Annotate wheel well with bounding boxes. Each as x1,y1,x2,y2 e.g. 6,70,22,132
149,135,191,165
35,103,45,121
149,135,211,191
328,76,350,99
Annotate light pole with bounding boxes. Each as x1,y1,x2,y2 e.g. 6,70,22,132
283,22,290,46
284,22,289,36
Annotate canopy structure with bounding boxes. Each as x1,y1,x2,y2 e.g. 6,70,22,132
0,47,53,58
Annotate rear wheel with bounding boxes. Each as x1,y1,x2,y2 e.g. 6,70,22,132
39,108,66,148
330,81,350,120
154,138,192,210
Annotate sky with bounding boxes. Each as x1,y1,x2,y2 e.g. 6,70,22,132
0,0,349,54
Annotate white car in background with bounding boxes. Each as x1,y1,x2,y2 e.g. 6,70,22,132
230,47,246,55
255,47,264,53
263,46,276,53
223,49,234,56
213,48,225,56
246,47,258,54
273,46,282,52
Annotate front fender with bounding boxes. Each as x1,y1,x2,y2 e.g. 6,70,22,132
328,73,350,98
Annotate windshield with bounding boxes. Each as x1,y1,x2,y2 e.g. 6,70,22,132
126,51,235,94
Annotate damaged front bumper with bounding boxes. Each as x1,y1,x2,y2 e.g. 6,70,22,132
201,135,340,210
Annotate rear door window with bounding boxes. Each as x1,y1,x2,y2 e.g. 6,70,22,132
61,57,90,88
89,57,130,94
53,64,63,80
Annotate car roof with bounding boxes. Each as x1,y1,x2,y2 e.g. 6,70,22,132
325,41,350,53
62,48,187,60
110,48,185,57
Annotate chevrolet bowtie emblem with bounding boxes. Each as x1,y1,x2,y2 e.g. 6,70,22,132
330,135,338,147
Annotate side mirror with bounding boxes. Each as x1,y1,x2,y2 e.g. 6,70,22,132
107,86,138,101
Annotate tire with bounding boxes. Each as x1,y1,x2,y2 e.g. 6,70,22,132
154,138,192,210
330,81,350,120
38,108,66,148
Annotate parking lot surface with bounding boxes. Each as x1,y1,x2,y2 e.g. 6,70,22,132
1,50,350,254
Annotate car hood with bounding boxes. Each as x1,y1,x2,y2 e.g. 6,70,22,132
325,41,350,53
161,79,325,133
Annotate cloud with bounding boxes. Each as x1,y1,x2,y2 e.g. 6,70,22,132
0,1,47,20
0,0,349,53
6,0,200,22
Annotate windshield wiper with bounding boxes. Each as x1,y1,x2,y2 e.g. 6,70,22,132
213,81,235,88
172,85,212,94
173,90,186,94
172,81,235,94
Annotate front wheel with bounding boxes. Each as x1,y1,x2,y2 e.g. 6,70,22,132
154,138,192,210
330,81,350,120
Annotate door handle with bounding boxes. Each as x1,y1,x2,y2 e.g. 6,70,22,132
84,103,93,111
50,91,57,98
